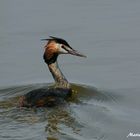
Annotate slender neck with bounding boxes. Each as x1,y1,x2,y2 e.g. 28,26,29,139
48,61,70,89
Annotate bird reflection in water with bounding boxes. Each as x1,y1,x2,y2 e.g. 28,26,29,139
45,106,82,140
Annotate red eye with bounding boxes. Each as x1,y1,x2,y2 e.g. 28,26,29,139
61,45,65,49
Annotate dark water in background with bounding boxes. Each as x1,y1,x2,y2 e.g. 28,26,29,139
0,0,140,140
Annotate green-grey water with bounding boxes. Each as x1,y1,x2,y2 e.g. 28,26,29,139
0,0,140,140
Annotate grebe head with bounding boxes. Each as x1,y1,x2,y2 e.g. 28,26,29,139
42,36,86,64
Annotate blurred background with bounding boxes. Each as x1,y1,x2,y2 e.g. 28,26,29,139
0,0,140,90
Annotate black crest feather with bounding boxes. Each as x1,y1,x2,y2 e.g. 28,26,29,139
41,36,73,50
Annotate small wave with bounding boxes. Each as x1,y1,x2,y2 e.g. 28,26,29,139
0,83,121,108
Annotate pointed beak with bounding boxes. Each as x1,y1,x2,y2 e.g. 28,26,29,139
67,48,86,58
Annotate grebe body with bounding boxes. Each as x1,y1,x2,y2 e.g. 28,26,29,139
19,36,86,107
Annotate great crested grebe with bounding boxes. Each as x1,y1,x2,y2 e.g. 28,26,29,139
19,36,86,107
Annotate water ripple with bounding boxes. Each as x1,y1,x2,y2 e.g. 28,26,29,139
0,83,121,140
